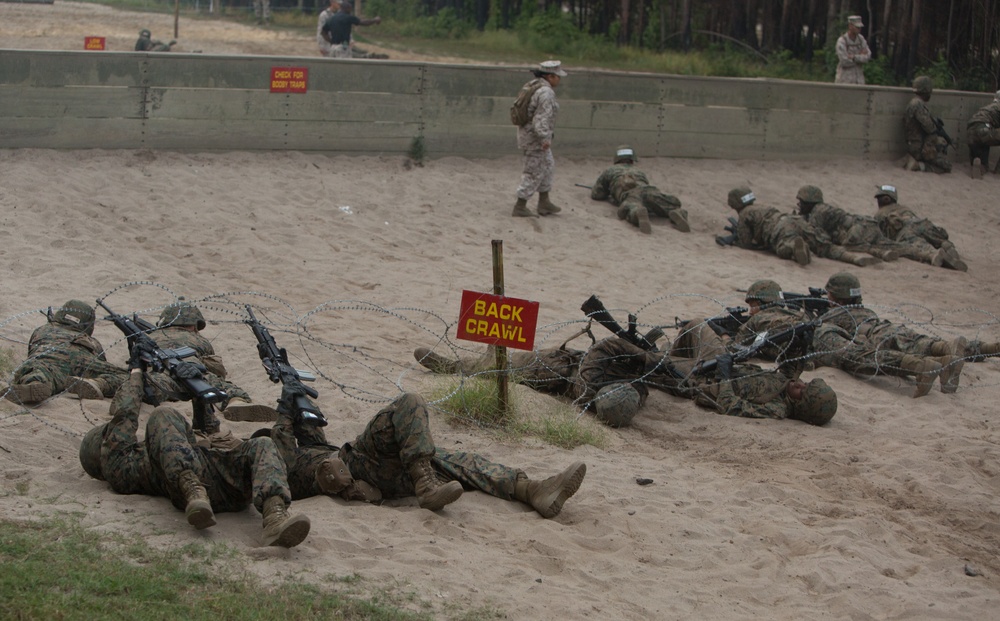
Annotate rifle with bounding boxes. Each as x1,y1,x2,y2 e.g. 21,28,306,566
581,295,660,351
703,306,750,337
96,300,227,406
574,183,593,189
693,318,821,376
934,117,957,151
715,216,739,247
244,305,327,426
779,287,830,318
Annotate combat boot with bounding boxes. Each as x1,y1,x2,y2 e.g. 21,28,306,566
900,355,942,398
967,340,1000,362
223,398,278,422
413,347,459,374
871,247,900,262
936,355,965,394
537,192,562,216
635,207,652,234
972,157,984,179
5,381,51,404
667,209,691,233
178,470,216,530
67,377,110,400
937,241,968,272
514,462,587,519
792,238,811,266
841,251,880,267
261,496,311,548
928,336,968,358
512,198,537,218
408,458,462,511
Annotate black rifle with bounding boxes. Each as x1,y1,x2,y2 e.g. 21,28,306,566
705,306,750,337
693,318,821,376
779,287,830,318
581,295,660,351
244,305,327,427
934,117,957,151
715,216,739,247
97,300,227,408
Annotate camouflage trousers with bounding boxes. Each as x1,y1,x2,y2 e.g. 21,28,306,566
968,122,1000,163
812,324,918,379
836,221,909,258
516,148,555,200
907,136,952,172
340,393,523,500
769,219,858,264
13,354,124,396
617,186,685,228
253,0,270,20
147,407,289,513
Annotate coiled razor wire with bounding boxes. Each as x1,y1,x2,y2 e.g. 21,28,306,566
2,282,999,437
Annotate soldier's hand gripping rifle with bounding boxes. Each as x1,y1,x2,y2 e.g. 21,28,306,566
97,299,227,406
581,295,661,351
675,306,750,338
244,305,327,427
693,318,821,376
715,216,739,247
934,117,957,152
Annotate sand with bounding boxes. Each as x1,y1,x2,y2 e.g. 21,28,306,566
2,3,1000,620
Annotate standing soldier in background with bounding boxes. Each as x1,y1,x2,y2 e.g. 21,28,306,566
316,0,340,57
321,1,382,59
254,0,271,25
835,15,871,84
966,90,1000,178
589,145,690,234
903,76,952,174
512,60,567,218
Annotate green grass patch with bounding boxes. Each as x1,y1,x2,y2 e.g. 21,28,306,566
429,376,608,450
0,517,431,621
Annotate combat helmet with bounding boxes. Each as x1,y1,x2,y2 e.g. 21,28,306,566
788,378,837,426
614,145,636,164
913,75,934,95
79,423,108,481
873,184,898,203
825,272,862,301
745,279,783,305
796,185,824,204
51,299,96,336
727,187,755,210
594,383,641,428
158,300,206,330
139,29,151,38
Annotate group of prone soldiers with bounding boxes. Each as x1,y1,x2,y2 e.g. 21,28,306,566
719,182,967,272
3,299,587,548
415,272,999,428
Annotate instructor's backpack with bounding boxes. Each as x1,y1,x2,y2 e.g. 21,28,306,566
510,79,545,126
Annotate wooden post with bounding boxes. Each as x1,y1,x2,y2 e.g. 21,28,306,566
491,240,509,416
174,0,180,39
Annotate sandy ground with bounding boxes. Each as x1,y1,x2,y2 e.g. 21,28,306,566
3,3,1000,620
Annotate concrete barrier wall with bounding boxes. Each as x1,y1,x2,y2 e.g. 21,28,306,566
0,49,992,159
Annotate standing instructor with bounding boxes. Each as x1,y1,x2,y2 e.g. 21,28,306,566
512,60,567,218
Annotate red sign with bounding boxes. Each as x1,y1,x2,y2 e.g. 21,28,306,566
84,37,106,51
270,67,308,93
456,290,539,351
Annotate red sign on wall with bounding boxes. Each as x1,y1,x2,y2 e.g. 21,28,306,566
84,37,106,51
270,67,308,93
456,290,539,351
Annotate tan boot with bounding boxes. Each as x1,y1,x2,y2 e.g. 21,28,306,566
206,429,242,451
792,237,811,266
872,248,900,262
512,197,537,217
936,355,965,394
667,209,691,232
972,157,984,179
413,347,459,374
67,377,110,400
929,336,968,358
537,192,562,216
514,462,586,519
5,381,51,404
846,251,880,267
900,355,942,398
178,470,216,530
261,496,311,548
969,340,1000,362
937,241,968,272
636,206,652,234
408,458,462,511
223,398,278,422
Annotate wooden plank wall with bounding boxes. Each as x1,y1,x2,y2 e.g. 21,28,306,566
0,49,992,160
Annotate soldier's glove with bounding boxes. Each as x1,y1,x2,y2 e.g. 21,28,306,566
127,340,156,371
714,353,735,381
172,361,204,380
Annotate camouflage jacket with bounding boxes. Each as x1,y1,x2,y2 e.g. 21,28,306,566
590,164,652,205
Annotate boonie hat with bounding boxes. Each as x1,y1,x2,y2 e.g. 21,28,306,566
538,60,567,77
847,15,864,27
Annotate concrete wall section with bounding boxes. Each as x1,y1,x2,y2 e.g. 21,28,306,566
0,49,993,159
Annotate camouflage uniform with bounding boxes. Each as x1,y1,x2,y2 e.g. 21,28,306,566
735,204,871,265
273,393,523,501
152,326,251,404
818,305,945,356
254,0,271,23
98,372,290,514
590,164,687,232
317,5,337,56
812,323,934,380
801,202,905,260
732,304,810,361
874,201,965,269
11,323,126,398
834,30,870,84
966,99,1000,166
515,79,559,201
903,96,951,172
415,345,585,398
